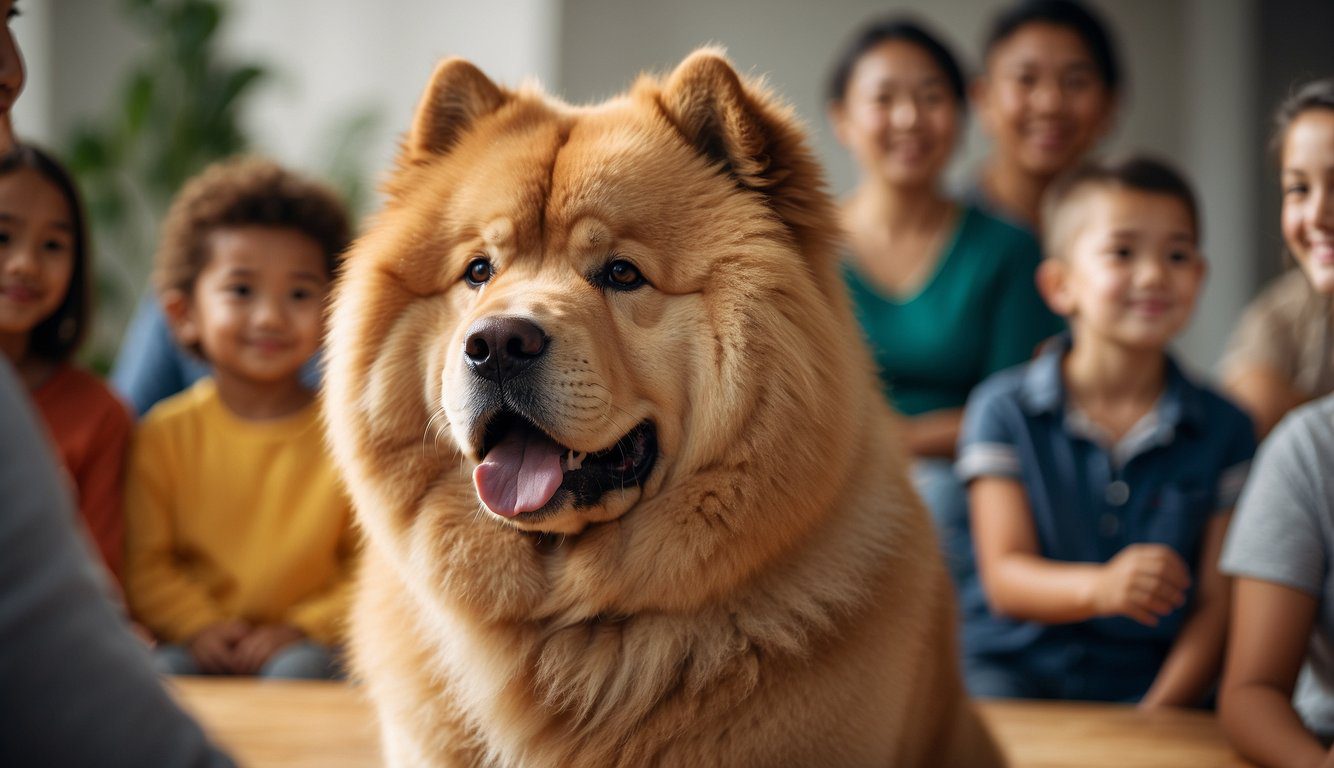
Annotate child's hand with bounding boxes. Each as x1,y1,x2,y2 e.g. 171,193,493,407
232,623,306,675
1093,544,1191,626
187,620,251,673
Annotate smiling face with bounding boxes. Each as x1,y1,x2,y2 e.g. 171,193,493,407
976,23,1114,180
1280,109,1334,293
1042,186,1204,351
0,167,74,350
174,226,329,386
832,39,960,189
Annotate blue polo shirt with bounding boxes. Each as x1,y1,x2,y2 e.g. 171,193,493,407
955,335,1255,702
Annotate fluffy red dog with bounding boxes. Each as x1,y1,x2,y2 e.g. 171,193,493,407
323,48,1004,767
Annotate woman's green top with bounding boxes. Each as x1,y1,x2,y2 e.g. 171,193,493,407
844,205,1064,416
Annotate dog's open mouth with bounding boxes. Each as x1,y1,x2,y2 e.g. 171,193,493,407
472,412,658,520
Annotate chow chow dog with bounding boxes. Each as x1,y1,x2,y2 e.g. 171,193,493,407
323,48,1003,767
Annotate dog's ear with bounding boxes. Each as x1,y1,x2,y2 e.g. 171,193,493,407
406,58,507,161
659,48,834,256
660,49,774,190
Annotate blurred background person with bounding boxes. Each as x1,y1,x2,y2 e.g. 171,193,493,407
827,15,1062,587
968,0,1121,232
1222,79,1334,439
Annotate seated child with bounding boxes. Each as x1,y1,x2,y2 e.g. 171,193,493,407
123,156,356,679
0,144,131,582
955,156,1256,706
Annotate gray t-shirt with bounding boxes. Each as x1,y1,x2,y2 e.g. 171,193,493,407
1222,395,1334,738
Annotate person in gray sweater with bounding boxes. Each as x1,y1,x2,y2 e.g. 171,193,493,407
0,2,232,761
0,357,235,767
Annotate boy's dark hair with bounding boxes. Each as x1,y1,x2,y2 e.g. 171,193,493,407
826,16,966,108
1270,77,1334,161
0,144,91,363
153,156,351,298
1042,155,1200,257
983,0,1122,94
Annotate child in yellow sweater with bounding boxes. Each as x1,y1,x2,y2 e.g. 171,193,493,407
124,157,355,679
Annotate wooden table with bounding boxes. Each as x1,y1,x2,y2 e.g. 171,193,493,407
173,678,378,768
978,698,1255,767
171,678,1256,767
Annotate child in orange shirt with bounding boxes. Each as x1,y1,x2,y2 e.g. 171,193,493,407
0,144,131,582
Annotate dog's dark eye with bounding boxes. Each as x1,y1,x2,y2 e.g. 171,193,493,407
464,257,493,287
604,260,645,290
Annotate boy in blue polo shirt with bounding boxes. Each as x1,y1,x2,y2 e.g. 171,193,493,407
955,156,1255,707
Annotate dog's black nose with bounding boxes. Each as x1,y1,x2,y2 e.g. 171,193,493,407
464,316,548,383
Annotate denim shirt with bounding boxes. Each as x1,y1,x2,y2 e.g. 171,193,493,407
955,334,1255,701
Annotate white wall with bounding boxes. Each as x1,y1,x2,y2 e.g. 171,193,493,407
25,1,142,151
1178,0,1258,379
27,0,560,198
8,0,51,140
221,0,559,190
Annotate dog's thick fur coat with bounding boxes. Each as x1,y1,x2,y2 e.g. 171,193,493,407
323,49,1004,767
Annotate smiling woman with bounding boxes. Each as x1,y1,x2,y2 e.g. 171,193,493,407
1221,79,1334,439
827,14,1063,593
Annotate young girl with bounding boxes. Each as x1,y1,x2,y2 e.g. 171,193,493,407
0,143,131,582
827,16,1062,587
970,0,1121,231
1222,79,1334,438
1219,80,1334,768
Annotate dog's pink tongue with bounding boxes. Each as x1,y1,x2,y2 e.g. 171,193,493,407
474,429,565,518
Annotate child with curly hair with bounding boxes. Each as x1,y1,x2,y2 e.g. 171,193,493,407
123,156,357,679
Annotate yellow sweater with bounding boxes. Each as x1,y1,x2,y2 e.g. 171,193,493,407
123,379,356,645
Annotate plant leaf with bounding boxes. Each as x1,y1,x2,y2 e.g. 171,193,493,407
217,64,267,113
67,127,116,174
123,69,155,134
172,0,221,63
